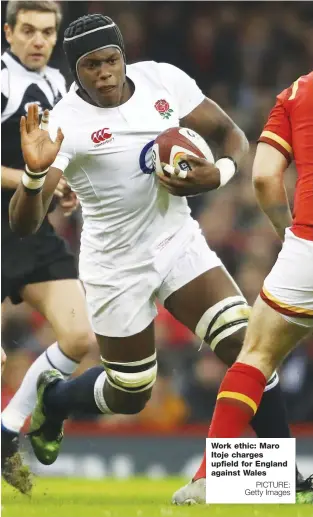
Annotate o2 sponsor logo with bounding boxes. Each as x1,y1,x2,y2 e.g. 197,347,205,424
139,139,155,174
173,152,191,172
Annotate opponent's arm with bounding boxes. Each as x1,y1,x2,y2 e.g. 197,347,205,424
9,104,64,236
252,142,292,241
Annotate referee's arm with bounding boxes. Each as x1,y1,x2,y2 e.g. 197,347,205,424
9,104,64,237
9,166,63,236
1,88,25,189
1,166,24,189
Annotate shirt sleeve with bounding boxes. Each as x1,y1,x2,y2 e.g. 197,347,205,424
158,63,205,119
60,74,67,97
48,111,73,172
258,88,292,163
1,63,9,115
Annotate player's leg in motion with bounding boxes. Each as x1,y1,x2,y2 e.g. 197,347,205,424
208,295,311,435
207,297,313,503
28,322,156,465
165,267,304,504
1,280,94,473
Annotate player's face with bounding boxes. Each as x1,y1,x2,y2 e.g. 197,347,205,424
77,48,126,108
4,10,57,71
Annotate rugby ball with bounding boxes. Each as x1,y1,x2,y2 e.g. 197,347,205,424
152,127,214,176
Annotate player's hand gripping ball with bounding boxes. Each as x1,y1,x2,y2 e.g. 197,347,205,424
152,127,220,196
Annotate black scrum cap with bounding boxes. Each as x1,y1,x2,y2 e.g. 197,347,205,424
63,14,126,87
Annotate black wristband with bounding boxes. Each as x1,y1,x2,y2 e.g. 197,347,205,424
23,184,43,196
24,169,48,180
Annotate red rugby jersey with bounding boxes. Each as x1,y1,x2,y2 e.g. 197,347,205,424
259,72,313,241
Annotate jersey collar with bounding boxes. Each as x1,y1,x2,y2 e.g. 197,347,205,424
5,49,47,76
70,65,139,111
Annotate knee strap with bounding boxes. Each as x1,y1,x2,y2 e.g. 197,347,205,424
101,352,157,393
196,296,250,351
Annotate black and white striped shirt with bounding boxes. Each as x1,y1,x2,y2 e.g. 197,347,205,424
1,50,66,225
1,49,66,169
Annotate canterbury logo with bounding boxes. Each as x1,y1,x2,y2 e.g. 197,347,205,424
91,128,113,144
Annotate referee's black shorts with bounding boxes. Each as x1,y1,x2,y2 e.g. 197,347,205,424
2,218,78,305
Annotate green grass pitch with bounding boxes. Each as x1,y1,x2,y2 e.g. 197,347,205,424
2,477,311,517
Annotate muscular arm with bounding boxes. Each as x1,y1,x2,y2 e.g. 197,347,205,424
181,98,249,169
253,142,292,241
1,166,24,189
9,166,63,236
157,97,249,196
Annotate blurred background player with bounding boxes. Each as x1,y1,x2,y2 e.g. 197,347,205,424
174,72,313,504
2,347,7,374
9,14,308,499
1,1,96,491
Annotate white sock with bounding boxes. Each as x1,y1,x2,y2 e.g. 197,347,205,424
1,342,78,433
94,371,113,414
264,370,279,392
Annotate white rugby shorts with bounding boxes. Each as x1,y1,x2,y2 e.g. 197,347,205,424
261,228,313,327
81,219,222,337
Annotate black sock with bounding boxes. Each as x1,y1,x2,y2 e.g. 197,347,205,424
296,465,303,485
251,381,290,438
251,380,302,485
43,366,105,421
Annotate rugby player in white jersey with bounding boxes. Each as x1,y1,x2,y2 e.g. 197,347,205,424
9,14,307,501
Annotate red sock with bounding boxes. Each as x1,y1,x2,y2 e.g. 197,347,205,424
193,451,206,481
193,362,266,481
209,362,266,438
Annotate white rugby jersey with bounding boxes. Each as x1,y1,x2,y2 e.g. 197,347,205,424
49,61,205,269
